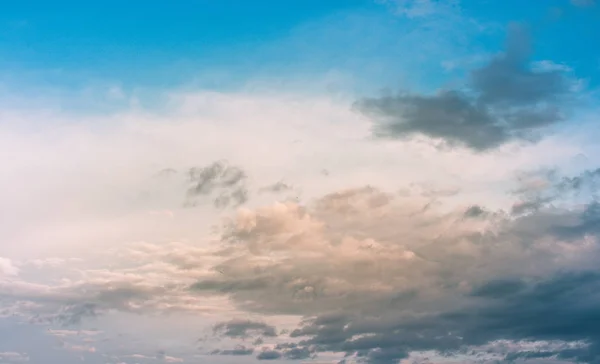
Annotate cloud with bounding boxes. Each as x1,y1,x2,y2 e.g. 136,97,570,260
282,347,313,360
156,350,184,363
256,350,282,360
259,181,293,194
186,160,249,208
211,345,254,356
213,319,277,338
356,24,573,151
186,178,600,362
3,166,600,363
0,352,29,363
0,242,235,326
2,175,600,362
0,86,599,363
0,257,19,276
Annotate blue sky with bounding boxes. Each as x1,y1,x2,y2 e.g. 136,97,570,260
1,0,598,95
3,1,600,364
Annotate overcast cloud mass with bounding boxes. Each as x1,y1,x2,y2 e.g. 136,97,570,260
1,1,600,363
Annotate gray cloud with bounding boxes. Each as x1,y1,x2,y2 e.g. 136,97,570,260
463,205,487,218
356,24,573,151
510,167,600,216
186,160,249,208
283,347,313,360
256,350,282,360
211,345,254,356
213,319,277,338
283,270,600,362
259,181,293,194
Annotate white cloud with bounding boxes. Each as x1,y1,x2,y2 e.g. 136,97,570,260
0,257,19,276
0,352,29,363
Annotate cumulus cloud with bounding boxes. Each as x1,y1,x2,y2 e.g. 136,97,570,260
356,24,573,151
186,179,600,362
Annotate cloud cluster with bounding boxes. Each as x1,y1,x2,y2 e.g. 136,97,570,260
356,24,573,151
0,56,596,363
4,167,600,363
188,177,600,363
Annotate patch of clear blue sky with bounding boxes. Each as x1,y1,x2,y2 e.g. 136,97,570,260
0,0,598,101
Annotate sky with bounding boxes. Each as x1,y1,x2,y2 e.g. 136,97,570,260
1,1,600,363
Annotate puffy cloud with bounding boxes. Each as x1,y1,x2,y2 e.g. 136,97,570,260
186,180,600,362
356,24,574,151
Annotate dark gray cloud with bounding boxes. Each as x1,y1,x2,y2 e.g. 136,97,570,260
356,24,573,151
463,205,487,218
213,319,277,338
281,271,600,363
282,347,313,360
256,350,282,360
186,160,249,208
211,345,254,356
